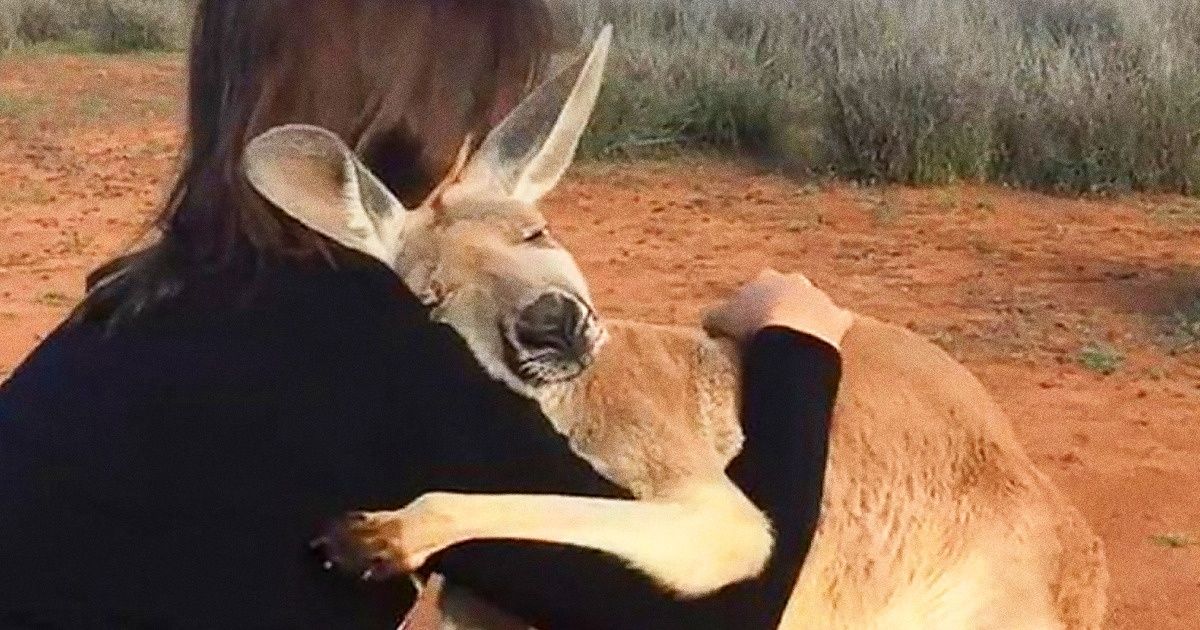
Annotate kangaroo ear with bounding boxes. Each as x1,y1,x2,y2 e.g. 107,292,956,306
452,24,613,205
243,124,407,265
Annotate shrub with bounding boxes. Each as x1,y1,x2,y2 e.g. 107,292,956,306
574,0,821,162
0,0,187,52
0,2,15,51
5,0,1200,197
80,0,186,52
9,0,74,44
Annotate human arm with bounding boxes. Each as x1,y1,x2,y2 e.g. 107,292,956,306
417,272,847,629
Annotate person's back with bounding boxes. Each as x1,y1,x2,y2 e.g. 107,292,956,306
1,2,566,623
0,262,629,628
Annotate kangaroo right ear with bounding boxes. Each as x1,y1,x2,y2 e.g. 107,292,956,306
450,25,613,206
243,124,407,266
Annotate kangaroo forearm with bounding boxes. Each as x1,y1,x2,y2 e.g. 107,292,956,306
433,542,784,630
375,482,771,597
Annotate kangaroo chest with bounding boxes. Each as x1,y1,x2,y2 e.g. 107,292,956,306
535,320,743,497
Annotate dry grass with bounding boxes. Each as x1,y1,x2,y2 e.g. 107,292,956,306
0,0,186,52
1164,298,1200,353
563,0,1200,195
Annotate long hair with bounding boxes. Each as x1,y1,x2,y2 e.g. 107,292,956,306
81,0,554,325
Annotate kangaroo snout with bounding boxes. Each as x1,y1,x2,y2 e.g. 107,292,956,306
506,291,603,385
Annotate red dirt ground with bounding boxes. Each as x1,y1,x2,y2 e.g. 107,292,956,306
2,55,1197,629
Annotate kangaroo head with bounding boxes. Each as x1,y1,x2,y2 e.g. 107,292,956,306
242,27,613,397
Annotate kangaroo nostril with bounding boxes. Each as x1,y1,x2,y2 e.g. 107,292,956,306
515,293,588,356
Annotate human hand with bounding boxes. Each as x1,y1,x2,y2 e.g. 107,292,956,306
702,269,855,349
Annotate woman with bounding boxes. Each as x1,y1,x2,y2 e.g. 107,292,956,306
0,1,849,628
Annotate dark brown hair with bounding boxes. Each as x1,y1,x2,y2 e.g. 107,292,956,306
82,0,554,324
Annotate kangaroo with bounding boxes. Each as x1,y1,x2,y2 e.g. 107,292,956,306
242,27,1108,629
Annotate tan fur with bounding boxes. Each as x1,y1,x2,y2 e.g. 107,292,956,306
537,321,743,495
530,316,1109,628
776,316,1108,628
348,316,1108,628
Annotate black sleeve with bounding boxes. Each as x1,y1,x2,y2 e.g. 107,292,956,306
432,327,841,630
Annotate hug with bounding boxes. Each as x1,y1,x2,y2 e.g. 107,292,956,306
0,1,1106,629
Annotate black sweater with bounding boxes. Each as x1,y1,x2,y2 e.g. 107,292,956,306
0,263,838,630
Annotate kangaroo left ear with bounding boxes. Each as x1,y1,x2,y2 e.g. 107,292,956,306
449,24,614,206
243,124,407,266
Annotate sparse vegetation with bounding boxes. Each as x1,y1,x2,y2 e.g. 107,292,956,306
1078,342,1124,375
1149,200,1200,224
0,93,45,118
974,195,997,213
76,94,110,119
0,0,186,53
563,0,1200,195
1150,532,1199,549
934,189,961,212
34,290,72,308
61,229,92,255
1164,298,1200,353
969,236,998,257
864,191,903,226
2,180,54,205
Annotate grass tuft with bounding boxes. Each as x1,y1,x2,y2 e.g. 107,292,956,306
1149,200,1200,224
1164,298,1200,353
0,93,46,119
35,291,72,308
1077,342,1124,375
1150,532,1199,549
76,94,110,120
